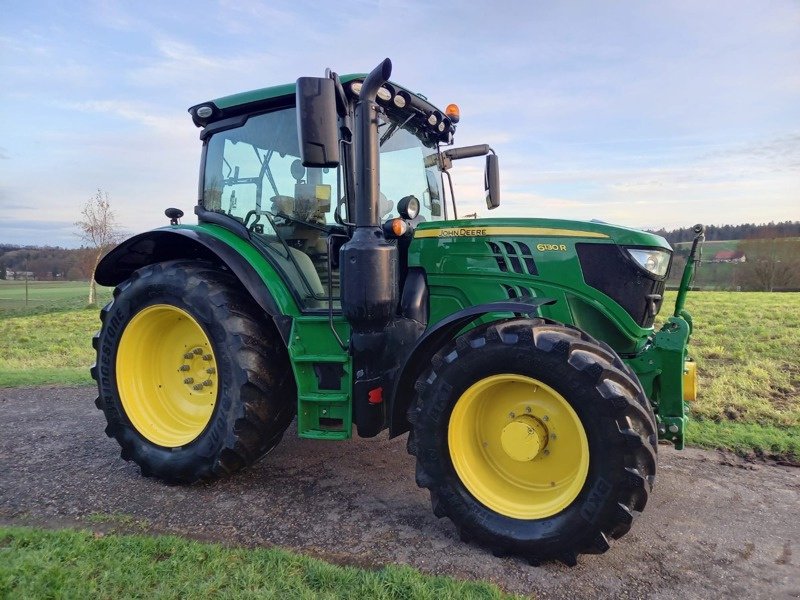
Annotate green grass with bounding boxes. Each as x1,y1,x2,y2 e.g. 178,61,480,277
661,291,800,460
0,308,102,386
0,526,516,600
0,280,112,317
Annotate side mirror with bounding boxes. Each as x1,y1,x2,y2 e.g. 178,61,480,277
485,154,500,209
296,77,340,168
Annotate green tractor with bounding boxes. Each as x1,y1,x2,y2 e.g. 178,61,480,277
92,58,703,565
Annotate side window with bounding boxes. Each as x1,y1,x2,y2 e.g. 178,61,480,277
202,107,344,309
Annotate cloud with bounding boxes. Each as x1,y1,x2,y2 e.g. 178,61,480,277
0,147,9,160
65,99,185,133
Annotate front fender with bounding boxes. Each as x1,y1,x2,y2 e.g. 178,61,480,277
388,297,555,437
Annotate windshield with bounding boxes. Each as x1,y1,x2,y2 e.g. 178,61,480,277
378,115,444,222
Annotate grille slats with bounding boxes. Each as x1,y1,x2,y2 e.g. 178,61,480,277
486,241,538,275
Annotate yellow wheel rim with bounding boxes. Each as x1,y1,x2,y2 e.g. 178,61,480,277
116,304,218,447
448,374,589,520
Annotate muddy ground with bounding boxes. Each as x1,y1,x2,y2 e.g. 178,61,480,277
0,386,797,599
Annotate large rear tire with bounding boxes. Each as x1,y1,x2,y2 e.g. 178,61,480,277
407,318,656,565
92,260,296,483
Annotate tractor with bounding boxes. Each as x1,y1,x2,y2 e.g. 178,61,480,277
92,58,703,565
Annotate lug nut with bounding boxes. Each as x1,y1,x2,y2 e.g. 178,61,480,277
183,353,193,359
203,354,213,361
669,424,679,433
192,384,204,391
525,406,532,413
509,412,515,418
542,415,549,422
179,365,190,371
193,348,203,355
203,379,212,387
206,368,216,374
183,377,194,384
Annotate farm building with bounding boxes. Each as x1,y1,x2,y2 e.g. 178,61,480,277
711,250,746,263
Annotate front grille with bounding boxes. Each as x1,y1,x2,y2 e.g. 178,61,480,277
576,243,667,328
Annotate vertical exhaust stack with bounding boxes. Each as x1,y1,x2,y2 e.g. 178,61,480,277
340,58,398,332
340,58,398,437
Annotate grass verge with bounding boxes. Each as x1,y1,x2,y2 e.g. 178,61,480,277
686,419,799,462
0,526,516,600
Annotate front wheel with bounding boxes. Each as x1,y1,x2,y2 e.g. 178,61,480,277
92,260,296,483
407,319,656,565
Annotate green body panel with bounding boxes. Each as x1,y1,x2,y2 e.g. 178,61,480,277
409,218,670,355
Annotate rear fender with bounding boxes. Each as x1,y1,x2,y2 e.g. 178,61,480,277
95,228,293,343
388,297,555,437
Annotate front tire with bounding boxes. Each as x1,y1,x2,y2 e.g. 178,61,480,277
92,260,296,483
407,318,656,565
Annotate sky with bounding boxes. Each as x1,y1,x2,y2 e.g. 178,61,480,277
1,0,798,247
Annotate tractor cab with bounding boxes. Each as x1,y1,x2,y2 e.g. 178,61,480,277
191,74,488,310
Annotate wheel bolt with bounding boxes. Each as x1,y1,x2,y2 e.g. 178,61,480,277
543,449,550,456
183,353,193,359
193,348,203,355
203,354,213,361
183,377,194,384
525,406,531,413
550,433,557,440
206,368,216,374
179,365,190,371
192,384,204,391
542,415,549,422
509,412,515,418
203,379,212,387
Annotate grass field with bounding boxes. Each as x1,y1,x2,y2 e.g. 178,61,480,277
0,280,112,316
0,282,797,458
0,526,515,599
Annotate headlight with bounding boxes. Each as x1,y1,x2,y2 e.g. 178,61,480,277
625,248,671,277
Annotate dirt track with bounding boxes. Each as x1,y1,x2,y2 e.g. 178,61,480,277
0,386,797,599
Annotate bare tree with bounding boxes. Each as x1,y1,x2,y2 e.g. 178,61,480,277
75,189,124,305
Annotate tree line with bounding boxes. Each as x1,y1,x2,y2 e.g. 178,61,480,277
649,221,800,244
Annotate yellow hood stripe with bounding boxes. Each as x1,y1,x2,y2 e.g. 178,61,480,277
414,226,609,239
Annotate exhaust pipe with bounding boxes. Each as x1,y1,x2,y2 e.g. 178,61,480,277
340,58,398,332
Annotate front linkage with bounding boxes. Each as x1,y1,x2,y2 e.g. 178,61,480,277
627,224,704,449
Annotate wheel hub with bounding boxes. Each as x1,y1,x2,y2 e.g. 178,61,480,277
180,346,216,392
500,415,548,462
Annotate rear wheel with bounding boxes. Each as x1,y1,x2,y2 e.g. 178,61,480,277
407,318,656,565
92,260,296,483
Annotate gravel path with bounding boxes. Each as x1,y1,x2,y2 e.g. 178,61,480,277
0,386,797,599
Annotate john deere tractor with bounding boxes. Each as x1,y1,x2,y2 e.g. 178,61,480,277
92,58,702,564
